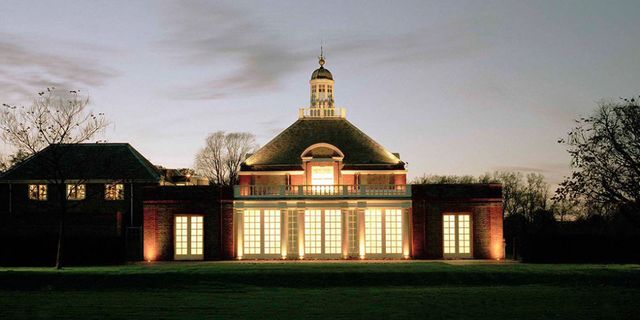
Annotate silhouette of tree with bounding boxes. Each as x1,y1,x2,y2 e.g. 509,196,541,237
0,88,109,269
556,97,640,214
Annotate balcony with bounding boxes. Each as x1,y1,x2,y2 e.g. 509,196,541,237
299,107,346,119
234,184,411,199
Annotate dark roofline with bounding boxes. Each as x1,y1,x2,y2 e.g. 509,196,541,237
243,117,404,168
0,142,161,183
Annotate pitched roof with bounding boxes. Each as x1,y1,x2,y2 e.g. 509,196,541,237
0,143,161,182
242,118,405,171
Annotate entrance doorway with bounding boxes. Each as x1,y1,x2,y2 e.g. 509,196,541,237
174,215,204,260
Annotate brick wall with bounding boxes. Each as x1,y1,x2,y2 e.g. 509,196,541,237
142,186,232,261
411,184,504,259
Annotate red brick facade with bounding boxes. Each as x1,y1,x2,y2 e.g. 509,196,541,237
142,186,233,261
411,184,504,259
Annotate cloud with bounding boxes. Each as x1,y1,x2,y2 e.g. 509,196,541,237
0,33,117,103
158,1,492,100
158,1,308,100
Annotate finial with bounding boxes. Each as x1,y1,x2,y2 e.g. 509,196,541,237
318,44,325,67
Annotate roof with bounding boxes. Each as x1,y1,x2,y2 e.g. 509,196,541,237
311,67,333,80
242,118,405,171
0,143,161,183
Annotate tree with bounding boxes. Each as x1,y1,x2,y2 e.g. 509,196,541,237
412,171,552,219
0,153,7,173
0,88,109,269
556,97,640,213
194,131,258,186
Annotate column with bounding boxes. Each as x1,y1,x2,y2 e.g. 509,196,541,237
402,208,411,259
281,209,288,259
235,210,244,260
298,209,305,259
358,208,365,259
341,209,348,259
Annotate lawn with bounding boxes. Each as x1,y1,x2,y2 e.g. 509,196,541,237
0,261,639,319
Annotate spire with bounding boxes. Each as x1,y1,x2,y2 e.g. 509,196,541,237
318,45,325,67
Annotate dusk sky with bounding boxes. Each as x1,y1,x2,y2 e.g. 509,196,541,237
1,0,639,186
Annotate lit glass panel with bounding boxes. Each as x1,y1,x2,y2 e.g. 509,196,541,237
190,216,203,255
324,210,341,254
348,211,358,255
105,183,124,200
28,184,47,200
311,166,334,195
304,210,322,254
443,214,456,254
365,209,382,254
263,210,281,254
384,209,402,254
175,216,188,255
66,184,86,200
288,210,298,255
243,210,261,254
458,214,471,254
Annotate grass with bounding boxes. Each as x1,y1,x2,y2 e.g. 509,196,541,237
0,261,639,319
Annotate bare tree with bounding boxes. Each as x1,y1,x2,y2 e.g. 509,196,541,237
556,97,640,213
0,153,8,173
412,171,553,219
0,88,109,269
194,131,258,186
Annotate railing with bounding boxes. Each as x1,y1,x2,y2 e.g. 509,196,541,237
298,107,346,119
234,184,411,198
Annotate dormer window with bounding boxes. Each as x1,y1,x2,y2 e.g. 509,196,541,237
67,184,86,200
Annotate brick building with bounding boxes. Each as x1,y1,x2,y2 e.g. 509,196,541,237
0,55,504,264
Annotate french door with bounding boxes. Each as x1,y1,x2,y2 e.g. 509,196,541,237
174,215,204,260
443,213,472,258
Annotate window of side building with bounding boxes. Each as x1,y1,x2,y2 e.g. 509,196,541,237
28,184,47,201
66,184,86,200
105,183,124,200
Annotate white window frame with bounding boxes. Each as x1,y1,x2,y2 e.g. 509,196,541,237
443,213,473,258
174,215,204,260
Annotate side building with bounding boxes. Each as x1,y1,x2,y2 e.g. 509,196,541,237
0,143,160,265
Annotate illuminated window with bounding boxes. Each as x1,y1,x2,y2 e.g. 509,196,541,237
443,214,472,257
348,210,358,255
190,216,203,255
304,209,322,254
458,214,471,254
175,216,188,256
263,210,281,254
105,183,124,200
288,210,298,255
66,184,86,200
28,184,47,201
311,166,334,194
443,214,456,254
175,215,203,259
311,166,333,185
385,209,402,254
365,209,382,254
324,210,342,254
243,210,261,255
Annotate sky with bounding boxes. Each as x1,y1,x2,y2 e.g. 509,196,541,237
1,0,639,186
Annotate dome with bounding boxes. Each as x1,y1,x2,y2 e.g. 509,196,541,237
311,67,333,80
